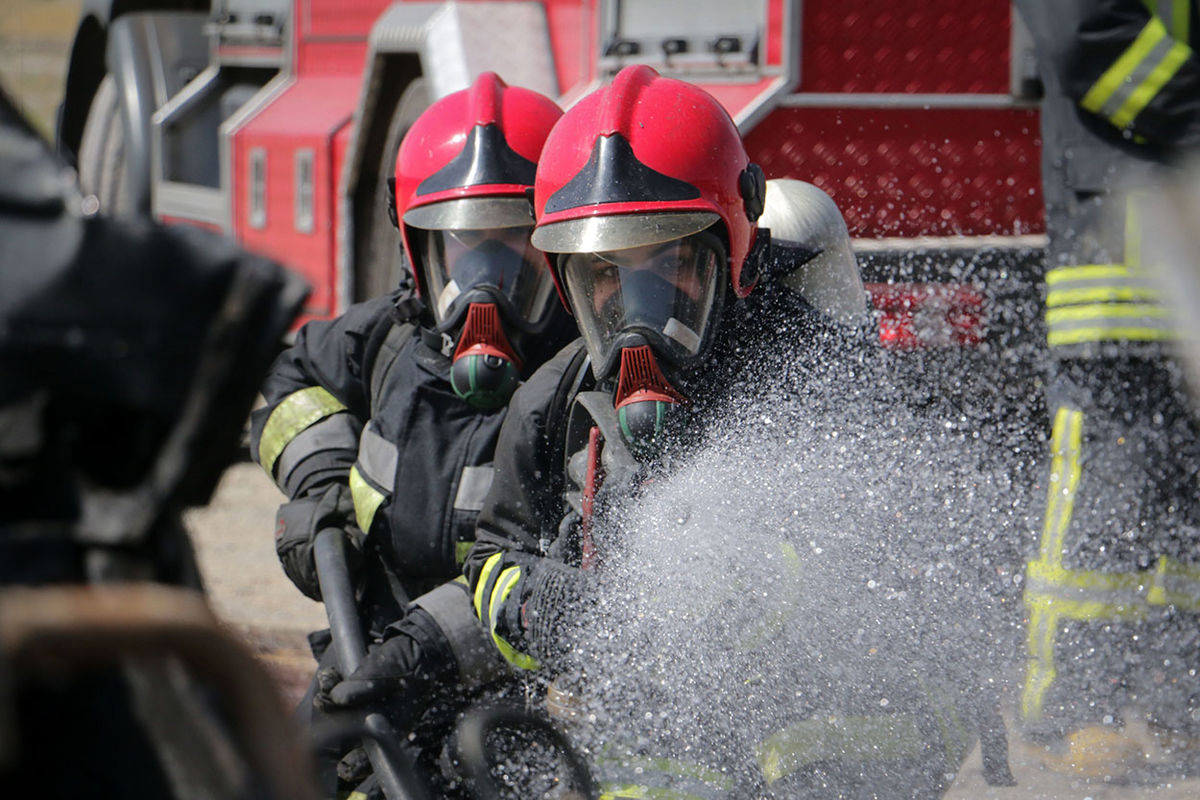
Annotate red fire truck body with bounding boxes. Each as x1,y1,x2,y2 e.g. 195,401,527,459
59,0,1044,340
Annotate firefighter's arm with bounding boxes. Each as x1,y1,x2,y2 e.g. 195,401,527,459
249,297,393,500
249,297,392,598
1039,0,1200,147
464,359,586,672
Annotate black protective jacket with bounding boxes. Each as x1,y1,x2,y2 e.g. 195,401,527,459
249,291,575,629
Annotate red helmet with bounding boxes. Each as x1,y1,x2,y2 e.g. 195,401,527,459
393,72,563,331
392,73,566,408
531,65,765,298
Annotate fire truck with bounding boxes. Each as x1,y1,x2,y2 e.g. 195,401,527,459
57,0,1045,350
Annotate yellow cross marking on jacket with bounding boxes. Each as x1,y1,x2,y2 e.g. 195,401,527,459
1022,408,1200,722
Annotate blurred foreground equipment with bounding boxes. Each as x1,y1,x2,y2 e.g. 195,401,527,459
0,84,315,799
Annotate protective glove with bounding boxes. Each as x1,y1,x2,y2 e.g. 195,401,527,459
274,482,362,600
335,745,371,786
313,607,458,723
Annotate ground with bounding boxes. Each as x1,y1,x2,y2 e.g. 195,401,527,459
184,461,325,705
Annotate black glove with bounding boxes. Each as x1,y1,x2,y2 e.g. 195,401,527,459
313,607,458,721
275,482,361,600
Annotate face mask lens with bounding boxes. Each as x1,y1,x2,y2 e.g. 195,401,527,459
421,226,555,328
562,233,721,376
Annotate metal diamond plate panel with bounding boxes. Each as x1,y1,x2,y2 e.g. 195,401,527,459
744,106,1044,238
800,0,1011,94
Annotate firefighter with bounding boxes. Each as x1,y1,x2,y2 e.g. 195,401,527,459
1013,0,1200,777
460,65,996,796
247,72,577,793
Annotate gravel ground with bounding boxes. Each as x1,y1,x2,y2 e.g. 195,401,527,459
185,459,325,705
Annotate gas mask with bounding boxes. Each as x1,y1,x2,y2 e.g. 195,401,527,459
419,226,557,408
560,231,726,452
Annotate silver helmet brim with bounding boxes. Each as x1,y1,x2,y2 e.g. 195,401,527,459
531,211,720,254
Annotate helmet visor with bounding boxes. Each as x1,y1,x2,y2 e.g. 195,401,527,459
422,226,557,329
561,232,722,376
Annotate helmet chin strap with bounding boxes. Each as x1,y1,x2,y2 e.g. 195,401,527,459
612,344,687,454
450,302,523,408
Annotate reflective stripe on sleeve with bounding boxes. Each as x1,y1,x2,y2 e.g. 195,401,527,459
1044,265,1174,347
258,387,348,478
355,423,398,493
349,465,386,535
454,465,494,512
272,411,358,488
473,552,505,622
488,565,540,670
1081,15,1191,129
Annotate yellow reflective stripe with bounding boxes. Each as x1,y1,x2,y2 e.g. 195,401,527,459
1081,16,1174,126
455,541,474,565
1026,560,1151,615
258,387,347,477
1039,408,1083,566
1147,555,1200,609
473,552,504,620
1146,555,1171,604
599,786,708,800
1022,549,1200,720
1022,602,1058,722
756,715,925,784
1023,407,1081,723
1027,557,1200,611
1046,286,1163,307
1081,16,1168,111
1045,302,1170,324
348,465,385,535
1114,38,1190,127
595,752,733,790
1045,264,1131,284
488,566,540,670
1048,325,1175,346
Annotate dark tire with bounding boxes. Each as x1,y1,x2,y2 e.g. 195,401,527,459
357,78,430,302
77,74,133,216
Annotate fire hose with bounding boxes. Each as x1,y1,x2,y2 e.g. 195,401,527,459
312,528,433,800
